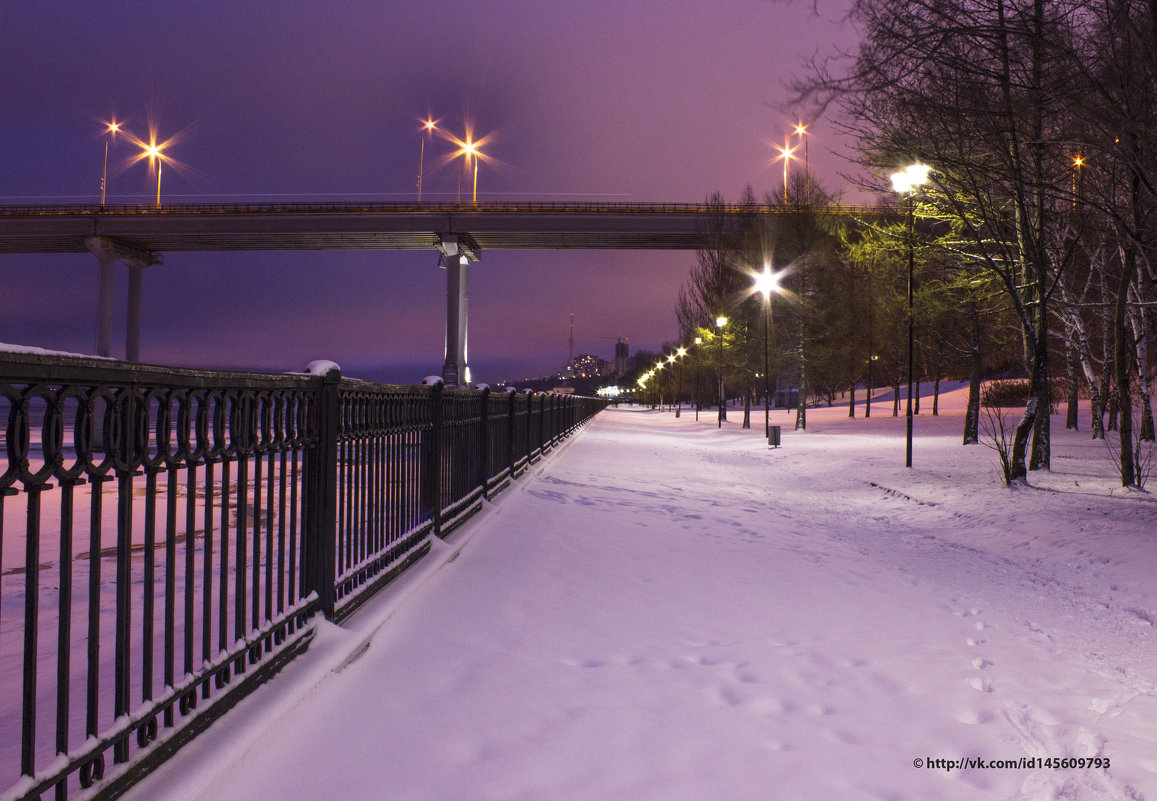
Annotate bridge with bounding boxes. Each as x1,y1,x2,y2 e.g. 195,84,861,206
0,201,886,385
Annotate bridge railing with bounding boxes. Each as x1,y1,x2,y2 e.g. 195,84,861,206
0,351,605,801
0,199,893,217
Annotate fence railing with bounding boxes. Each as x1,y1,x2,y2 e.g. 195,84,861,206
0,351,604,801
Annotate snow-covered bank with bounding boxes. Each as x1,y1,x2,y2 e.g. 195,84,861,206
125,389,1157,800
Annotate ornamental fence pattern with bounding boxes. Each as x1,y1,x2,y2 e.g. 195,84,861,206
0,351,604,801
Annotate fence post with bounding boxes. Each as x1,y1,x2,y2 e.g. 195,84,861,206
507,391,516,477
423,382,444,537
303,366,340,620
479,387,491,498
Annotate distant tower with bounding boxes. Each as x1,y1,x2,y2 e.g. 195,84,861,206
615,336,629,377
568,313,575,377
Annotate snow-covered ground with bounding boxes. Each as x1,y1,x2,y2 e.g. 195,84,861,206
124,387,1157,801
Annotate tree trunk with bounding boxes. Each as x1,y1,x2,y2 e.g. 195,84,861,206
1101,268,1116,433
1010,332,1047,482
1108,382,1119,431
1072,316,1105,439
1129,295,1154,441
795,378,807,431
1115,241,1137,485
1065,337,1080,430
796,321,807,430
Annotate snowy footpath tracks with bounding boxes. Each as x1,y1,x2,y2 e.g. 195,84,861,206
125,390,1157,800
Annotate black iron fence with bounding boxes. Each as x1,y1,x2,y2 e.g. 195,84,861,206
0,351,604,801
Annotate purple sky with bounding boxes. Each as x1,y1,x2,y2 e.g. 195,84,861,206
1,0,861,383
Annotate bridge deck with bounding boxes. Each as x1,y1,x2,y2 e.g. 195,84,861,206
0,201,889,253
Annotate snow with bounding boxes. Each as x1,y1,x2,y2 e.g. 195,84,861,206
0,342,112,359
120,386,1157,800
303,359,342,376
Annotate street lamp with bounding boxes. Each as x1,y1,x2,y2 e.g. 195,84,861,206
674,347,686,417
449,134,483,204
773,137,798,205
101,120,121,206
715,316,728,428
140,137,169,208
1072,153,1085,209
794,122,810,205
463,139,480,204
417,117,437,202
753,262,783,438
891,163,930,468
693,337,703,421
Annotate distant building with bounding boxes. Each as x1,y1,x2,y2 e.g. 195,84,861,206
559,353,610,380
614,338,629,378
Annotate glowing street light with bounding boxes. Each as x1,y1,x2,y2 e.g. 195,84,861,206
417,117,438,202
461,139,481,204
673,347,687,417
1072,153,1085,208
794,121,810,205
715,316,728,428
773,137,798,204
891,162,930,468
101,120,121,206
693,337,702,421
441,122,496,205
753,262,783,439
139,136,171,208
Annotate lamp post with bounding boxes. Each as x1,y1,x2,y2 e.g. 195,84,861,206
417,117,437,202
753,263,782,438
674,347,686,417
140,137,169,208
693,337,702,421
466,141,479,204
453,136,482,205
774,138,797,205
891,163,930,468
794,122,810,205
1072,154,1084,210
715,316,728,428
101,120,120,206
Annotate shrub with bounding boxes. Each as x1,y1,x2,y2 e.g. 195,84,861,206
981,377,1070,409
981,379,1031,408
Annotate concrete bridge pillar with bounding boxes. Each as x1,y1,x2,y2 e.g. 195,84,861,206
126,262,144,362
438,234,480,387
85,236,162,361
96,257,116,357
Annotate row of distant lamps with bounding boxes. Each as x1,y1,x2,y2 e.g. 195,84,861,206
98,115,491,207
97,116,836,208
635,162,932,467
637,261,784,436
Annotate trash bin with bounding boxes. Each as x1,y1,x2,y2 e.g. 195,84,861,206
768,425,781,447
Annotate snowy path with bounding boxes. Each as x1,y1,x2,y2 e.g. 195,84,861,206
126,394,1157,800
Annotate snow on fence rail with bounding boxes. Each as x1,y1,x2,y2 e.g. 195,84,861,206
0,351,605,801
